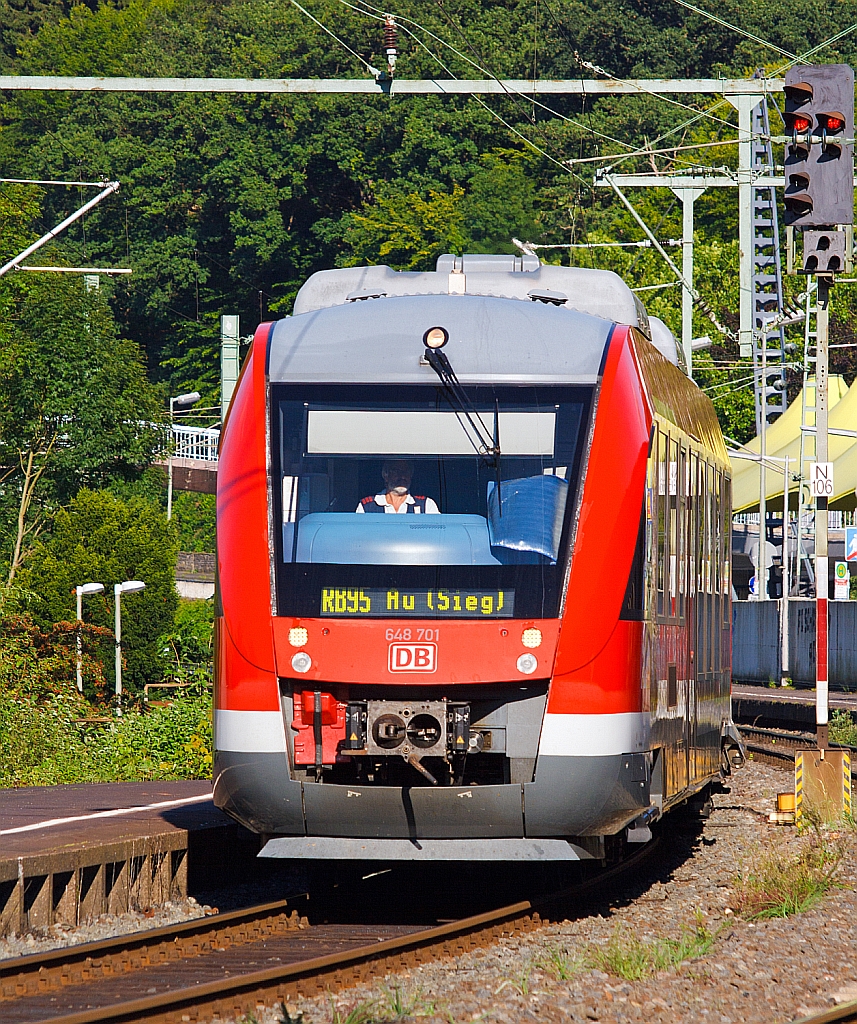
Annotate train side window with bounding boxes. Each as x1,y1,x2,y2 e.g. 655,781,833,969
656,429,667,617
677,443,686,619
669,437,678,617
688,451,698,600
646,428,656,613
721,470,731,601
620,503,646,621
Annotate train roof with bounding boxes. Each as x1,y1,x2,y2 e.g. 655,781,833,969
269,255,680,384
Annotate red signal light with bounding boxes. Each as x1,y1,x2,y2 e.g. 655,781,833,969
788,113,812,133
818,111,846,132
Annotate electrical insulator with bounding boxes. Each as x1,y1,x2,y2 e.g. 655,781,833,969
384,15,398,75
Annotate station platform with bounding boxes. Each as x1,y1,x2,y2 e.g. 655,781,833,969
0,781,259,938
732,683,857,730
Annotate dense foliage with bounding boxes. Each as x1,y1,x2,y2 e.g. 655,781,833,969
0,614,212,785
2,0,857,440
15,488,179,693
2,0,857,782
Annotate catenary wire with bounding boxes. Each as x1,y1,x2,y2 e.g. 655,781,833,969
285,0,380,75
339,0,639,153
669,0,806,64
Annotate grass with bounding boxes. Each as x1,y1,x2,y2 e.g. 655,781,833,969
733,835,844,919
829,709,857,747
308,986,436,1024
590,913,720,981
535,943,586,981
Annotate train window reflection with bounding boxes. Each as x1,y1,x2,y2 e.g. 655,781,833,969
275,384,587,572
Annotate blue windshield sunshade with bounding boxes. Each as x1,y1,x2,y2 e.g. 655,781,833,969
290,513,501,565
487,475,568,561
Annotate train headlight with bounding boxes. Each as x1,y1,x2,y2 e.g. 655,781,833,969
288,627,308,648
516,653,538,675
521,628,542,649
423,326,449,349
291,652,312,673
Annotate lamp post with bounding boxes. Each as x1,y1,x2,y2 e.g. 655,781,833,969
114,580,146,714
167,391,201,520
75,582,104,693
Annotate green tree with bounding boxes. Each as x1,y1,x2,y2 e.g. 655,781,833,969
0,268,165,583
16,489,178,694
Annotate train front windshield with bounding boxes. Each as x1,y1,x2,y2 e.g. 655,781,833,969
273,385,591,619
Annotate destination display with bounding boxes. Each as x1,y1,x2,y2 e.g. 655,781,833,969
320,587,514,617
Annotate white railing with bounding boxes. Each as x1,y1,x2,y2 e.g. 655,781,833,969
172,424,220,462
733,511,856,528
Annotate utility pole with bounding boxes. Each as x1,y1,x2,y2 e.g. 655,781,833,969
815,278,831,747
221,315,240,424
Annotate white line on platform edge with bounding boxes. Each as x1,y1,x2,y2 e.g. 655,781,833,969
0,794,213,835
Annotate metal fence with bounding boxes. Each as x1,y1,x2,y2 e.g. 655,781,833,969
172,424,220,462
732,599,857,688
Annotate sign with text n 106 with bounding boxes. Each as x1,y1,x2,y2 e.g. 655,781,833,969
810,462,834,497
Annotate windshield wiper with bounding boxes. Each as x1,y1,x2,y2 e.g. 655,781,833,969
424,347,500,467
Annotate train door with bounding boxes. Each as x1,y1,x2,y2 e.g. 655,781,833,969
687,449,700,782
678,441,692,790
695,460,717,778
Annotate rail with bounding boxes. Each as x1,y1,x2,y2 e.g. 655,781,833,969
0,842,659,1024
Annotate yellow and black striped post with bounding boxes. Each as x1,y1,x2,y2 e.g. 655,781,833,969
797,748,851,825
795,751,804,827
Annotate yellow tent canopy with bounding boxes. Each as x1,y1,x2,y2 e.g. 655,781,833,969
731,376,857,511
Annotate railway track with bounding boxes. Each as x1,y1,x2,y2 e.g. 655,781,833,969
0,840,660,1024
739,724,857,774
796,1000,857,1024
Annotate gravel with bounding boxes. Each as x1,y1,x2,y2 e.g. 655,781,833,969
243,761,857,1024
5,760,855,1024
0,898,210,961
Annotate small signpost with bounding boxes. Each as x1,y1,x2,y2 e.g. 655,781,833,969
834,560,850,600
810,461,834,497
846,525,857,561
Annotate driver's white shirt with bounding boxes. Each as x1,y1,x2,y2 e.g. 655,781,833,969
355,493,440,513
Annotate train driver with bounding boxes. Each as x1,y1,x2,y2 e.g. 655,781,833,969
356,459,440,514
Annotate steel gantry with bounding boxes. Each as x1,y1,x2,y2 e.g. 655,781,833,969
751,96,788,434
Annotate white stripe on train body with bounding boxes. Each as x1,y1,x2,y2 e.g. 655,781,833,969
537,712,650,757
215,709,286,753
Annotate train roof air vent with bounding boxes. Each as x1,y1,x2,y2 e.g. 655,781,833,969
347,289,387,302
528,288,568,306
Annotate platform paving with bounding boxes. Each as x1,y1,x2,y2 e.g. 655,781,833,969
0,781,258,937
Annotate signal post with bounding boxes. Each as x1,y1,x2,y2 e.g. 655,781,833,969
784,63,854,820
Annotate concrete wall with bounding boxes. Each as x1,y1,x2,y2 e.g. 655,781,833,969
733,599,857,689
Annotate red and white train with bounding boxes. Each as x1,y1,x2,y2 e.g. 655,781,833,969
214,253,741,862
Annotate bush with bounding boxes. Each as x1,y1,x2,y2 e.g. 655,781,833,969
158,598,214,685
15,489,178,695
172,492,216,553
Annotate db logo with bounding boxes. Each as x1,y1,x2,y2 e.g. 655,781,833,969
388,642,437,673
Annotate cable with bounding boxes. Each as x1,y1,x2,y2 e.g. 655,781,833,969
340,0,637,154
774,22,857,74
669,0,806,65
574,54,739,133
286,0,380,77
565,137,741,167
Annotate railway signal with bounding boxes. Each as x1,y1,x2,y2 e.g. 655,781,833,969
782,62,855,763
784,64,854,237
